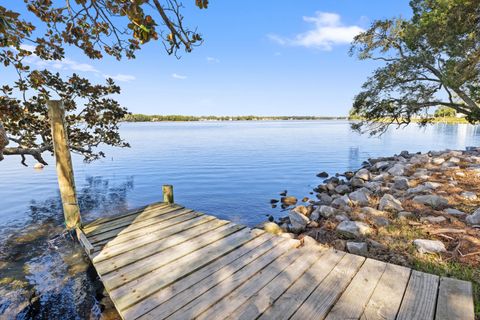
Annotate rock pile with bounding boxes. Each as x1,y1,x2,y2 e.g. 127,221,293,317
264,148,480,262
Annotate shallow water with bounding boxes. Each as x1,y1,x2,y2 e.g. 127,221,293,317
1,120,480,318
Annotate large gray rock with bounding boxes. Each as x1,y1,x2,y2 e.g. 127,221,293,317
444,208,466,216
350,177,365,188
379,194,403,212
311,205,336,220
424,181,441,189
349,188,371,206
449,156,461,164
466,208,480,225
413,239,446,254
372,216,390,227
346,242,368,256
413,195,448,209
355,168,371,181
432,157,445,165
372,173,388,182
361,207,386,217
410,154,430,164
316,193,333,205
373,161,390,171
288,210,310,233
420,216,447,224
364,181,382,192
388,164,405,176
331,195,352,208
393,176,410,190
334,184,350,194
336,221,372,238
407,185,430,194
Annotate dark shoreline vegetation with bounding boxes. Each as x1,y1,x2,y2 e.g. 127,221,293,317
122,114,348,122
123,114,473,124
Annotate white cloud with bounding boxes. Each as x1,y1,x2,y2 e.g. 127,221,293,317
172,73,187,80
23,52,99,73
104,74,136,82
206,56,220,64
268,12,364,50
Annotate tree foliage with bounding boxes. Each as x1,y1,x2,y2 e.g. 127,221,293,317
350,0,480,134
0,0,207,165
434,106,457,118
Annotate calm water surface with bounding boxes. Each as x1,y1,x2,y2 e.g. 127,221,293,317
1,120,480,318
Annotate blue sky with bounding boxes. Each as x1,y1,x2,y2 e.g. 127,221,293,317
6,0,412,116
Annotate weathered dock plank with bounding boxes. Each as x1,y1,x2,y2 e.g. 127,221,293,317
79,202,476,320
436,277,475,320
396,270,439,320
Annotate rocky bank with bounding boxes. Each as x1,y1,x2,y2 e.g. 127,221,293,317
263,148,480,274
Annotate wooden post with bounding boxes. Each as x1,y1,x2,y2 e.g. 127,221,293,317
163,184,174,204
48,100,82,229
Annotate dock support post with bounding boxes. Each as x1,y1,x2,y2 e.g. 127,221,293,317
49,100,82,230
163,184,174,204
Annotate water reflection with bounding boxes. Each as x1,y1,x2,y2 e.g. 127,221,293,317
0,176,133,319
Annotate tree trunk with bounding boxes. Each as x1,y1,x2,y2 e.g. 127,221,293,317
0,122,8,161
48,101,82,229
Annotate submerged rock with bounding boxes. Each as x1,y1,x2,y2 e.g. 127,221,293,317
281,196,297,206
413,239,446,254
316,171,329,178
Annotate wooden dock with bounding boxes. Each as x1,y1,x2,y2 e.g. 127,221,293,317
78,201,475,320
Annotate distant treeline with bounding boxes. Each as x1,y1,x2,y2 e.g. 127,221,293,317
123,114,348,122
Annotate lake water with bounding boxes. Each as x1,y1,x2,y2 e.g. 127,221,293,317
1,120,480,318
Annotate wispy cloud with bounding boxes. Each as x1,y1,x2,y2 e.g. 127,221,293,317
104,74,136,82
206,56,220,64
268,12,364,50
22,48,99,73
172,73,187,80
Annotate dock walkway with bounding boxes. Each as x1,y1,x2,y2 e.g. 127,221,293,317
78,202,475,320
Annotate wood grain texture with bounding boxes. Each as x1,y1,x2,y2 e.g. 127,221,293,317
396,270,439,320
225,247,324,320
325,258,387,320
360,263,411,320
289,253,365,320
259,250,346,320
165,239,298,320
436,277,474,320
